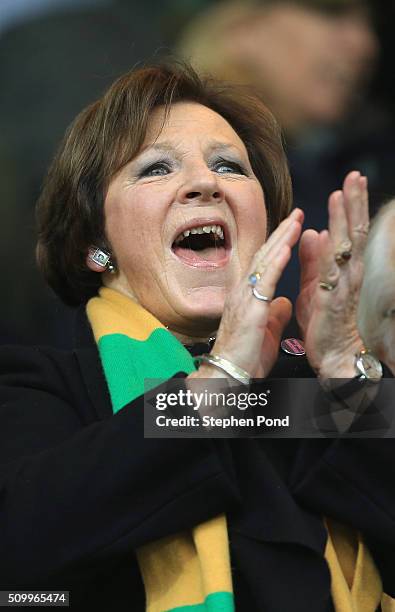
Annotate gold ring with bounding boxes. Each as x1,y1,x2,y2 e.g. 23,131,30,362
335,240,352,266
319,280,337,291
335,250,352,265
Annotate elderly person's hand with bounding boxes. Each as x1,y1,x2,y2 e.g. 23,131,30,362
296,171,369,379
209,207,304,379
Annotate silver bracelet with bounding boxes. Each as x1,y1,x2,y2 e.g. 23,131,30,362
194,353,251,386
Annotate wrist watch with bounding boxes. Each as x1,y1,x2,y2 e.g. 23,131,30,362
323,348,383,403
355,348,383,382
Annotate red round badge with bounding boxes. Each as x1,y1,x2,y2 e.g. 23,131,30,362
280,338,305,356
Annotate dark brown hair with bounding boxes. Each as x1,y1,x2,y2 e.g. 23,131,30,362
36,62,292,305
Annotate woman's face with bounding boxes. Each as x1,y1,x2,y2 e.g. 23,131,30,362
103,101,267,335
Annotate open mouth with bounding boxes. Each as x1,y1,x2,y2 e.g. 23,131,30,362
171,222,230,268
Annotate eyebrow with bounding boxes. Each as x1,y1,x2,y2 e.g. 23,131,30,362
205,140,243,155
139,140,243,156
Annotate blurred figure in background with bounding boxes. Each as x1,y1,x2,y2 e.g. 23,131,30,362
358,199,395,376
177,0,395,299
178,0,378,137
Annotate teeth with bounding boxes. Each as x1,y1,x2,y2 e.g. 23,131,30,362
174,224,225,244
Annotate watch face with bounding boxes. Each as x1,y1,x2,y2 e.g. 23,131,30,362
357,352,383,381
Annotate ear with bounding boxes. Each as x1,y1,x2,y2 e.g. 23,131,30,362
86,247,109,273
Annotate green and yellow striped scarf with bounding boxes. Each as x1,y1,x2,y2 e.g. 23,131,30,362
87,286,387,612
87,287,233,611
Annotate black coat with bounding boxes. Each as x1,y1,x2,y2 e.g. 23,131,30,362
0,314,394,611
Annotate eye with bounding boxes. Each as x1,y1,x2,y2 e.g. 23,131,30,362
139,162,172,177
213,158,246,175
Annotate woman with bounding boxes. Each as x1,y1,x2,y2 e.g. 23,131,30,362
0,63,393,611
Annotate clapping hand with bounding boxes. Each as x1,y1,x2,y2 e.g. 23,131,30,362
296,171,368,379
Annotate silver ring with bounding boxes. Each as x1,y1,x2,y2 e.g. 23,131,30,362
251,287,272,302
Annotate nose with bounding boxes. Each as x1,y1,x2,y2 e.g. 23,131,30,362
177,166,224,204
